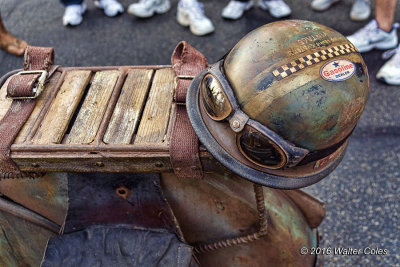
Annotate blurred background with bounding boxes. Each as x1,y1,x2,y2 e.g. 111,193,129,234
0,0,399,266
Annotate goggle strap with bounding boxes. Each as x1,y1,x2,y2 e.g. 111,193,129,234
228,110,249,133
297,128,354,166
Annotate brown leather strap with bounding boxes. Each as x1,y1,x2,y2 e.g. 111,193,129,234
170,42,208,178
0,46,54,179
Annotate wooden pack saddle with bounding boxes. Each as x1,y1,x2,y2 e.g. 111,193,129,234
0,44,214,176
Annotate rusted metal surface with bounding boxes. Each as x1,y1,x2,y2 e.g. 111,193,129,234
281,189,326,229
224,20,369,151
63,172,183,240
161,171,318,266
194,184,268,253
0,209,55,267
0,197,60,234
0,173,68,225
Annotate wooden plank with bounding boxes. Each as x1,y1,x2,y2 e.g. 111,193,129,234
103,69,153,144
0,76,13,121
134,68,175,144
66,70,120,144
15,72,62,144
32,70,92,144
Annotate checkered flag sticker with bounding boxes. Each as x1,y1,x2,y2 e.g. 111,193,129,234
273,43,358,80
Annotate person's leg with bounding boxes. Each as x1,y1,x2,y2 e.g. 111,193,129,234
60,0,84,6
0,13,28,56
375,0,400,85
376,0,397,32
347,0,398,52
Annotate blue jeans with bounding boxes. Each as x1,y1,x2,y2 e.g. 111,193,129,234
60,0,84,6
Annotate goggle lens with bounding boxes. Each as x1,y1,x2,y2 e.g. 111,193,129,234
238,126,286,169
201,74,232,121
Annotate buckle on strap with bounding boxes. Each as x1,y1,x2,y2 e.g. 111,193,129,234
7,70,48,99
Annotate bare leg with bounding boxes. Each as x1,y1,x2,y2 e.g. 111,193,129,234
376,0,397,32
0,13,29,56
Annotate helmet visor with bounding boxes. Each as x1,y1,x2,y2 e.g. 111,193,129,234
200,74,233,121
237,125,287,169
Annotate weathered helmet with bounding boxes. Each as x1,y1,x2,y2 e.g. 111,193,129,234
187,20,369,189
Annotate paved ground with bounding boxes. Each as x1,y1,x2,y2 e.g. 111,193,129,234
0,0,399,266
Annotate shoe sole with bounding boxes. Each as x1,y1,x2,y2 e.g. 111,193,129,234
177,10,214,36
377,76,400,85
221,2,254,20
357,39,398,53
128,1,170,18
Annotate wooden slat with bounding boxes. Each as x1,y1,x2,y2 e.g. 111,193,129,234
104,69,153,144
0,76,13,120
15,72,62,144
66,70,120,144
32,70,92,144
135,68,175,144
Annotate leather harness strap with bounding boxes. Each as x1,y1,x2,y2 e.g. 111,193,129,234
0,46,54,178
170,42,208,178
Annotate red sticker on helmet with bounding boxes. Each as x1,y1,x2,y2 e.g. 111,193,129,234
320,59,355,82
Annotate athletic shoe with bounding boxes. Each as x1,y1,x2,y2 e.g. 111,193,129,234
311,0,340,11
63,3,87,26
177,1,214,36
346,20,399,53
128,0,170,18
222,0,254,20
258,0,291,18
94,0,124,17
376,45,400,85
350,0,370,21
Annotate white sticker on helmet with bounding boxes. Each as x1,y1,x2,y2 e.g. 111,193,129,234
320,59,355,82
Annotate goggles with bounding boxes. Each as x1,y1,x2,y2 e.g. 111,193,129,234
199,61,349,170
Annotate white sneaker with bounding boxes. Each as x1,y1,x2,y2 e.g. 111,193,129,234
94,0,124,17
258,0,291,18
310,0,340,11
346,20,399,53
177,1,215,36
350,0,370,21
222,1,253,20
63,3,87,26
377,45,400,85
128,0,171,18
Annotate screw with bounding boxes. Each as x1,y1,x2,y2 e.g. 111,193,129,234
155,162,164,168
232,120,240,129
95,162,104,167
